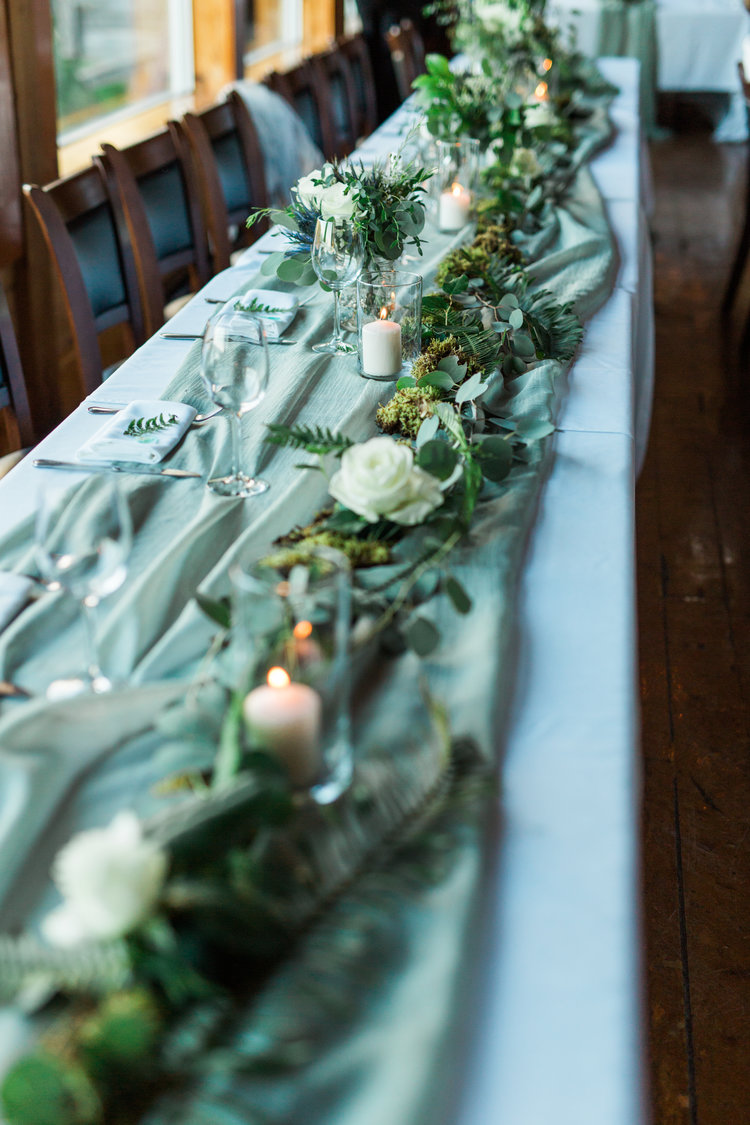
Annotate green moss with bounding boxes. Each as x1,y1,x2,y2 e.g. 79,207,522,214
436,226,523,289
411,336,483,382
262,532,391,570
376,385,441,439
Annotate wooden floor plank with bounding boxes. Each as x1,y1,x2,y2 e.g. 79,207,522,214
639,123,750,1125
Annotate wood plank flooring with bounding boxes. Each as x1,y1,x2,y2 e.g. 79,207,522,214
639,116,750,1125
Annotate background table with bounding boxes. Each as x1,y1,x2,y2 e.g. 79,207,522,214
550,0,750,139
0,58,651,1125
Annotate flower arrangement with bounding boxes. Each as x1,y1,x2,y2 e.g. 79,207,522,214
247,157,432,286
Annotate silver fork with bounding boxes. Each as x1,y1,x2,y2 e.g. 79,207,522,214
87,404,221,424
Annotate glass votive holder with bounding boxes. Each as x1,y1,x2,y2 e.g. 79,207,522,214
229,546,353,805
432,138,481,232
356,270,422,381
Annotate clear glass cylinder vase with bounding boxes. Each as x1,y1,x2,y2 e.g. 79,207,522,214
431,138,481,232
230,546,353,804
356,270,422,381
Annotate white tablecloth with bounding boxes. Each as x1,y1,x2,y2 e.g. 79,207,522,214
550,0,750,139
0,59,651,1125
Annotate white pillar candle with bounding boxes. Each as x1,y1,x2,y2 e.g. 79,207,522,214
243,667,322,787
361,312,402,377
438,182,472,231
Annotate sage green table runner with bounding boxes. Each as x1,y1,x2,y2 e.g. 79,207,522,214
0,86,620,1125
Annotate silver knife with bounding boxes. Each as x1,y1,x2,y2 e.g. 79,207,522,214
33,458,202,479
159,332,296,344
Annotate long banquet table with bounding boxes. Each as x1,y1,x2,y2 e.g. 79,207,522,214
0,58,651,1124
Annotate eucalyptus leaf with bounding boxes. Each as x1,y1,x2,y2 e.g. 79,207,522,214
396,375,417,390
509,308,525,330
473,434,513,481
195,594,231,631
276,257,304,283
444,575,472,615
405,616,441,657
436,355,466,382
416,440,459,480
511,332,536,359
418,370,455,392
416,415,440,448
454,372,486,405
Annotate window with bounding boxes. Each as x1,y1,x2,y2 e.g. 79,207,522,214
52,0,193,142
242,0,303,66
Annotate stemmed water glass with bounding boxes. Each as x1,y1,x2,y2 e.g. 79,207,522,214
311,217,365,355
201,306,270,498
35,480,132,699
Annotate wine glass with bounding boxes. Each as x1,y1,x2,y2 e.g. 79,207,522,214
35,480,132,699
201,307,270,498
311,217,365,355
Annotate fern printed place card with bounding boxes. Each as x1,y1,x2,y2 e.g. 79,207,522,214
76,400,197,464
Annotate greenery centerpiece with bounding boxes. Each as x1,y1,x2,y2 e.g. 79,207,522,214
247,158,433,288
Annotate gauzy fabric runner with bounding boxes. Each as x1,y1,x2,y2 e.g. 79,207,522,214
0,83,619,1125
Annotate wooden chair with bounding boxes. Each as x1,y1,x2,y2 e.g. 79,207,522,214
98,124,212,337
314,47,359,158
23,162,147,398
178,90,269,274
385,19,426,104
0,281,34,473
264,60,336,161
722,63,750,316
339,34,379,141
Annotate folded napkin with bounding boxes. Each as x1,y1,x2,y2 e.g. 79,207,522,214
232,289,298,339
76,400,197,465
0,572,34,633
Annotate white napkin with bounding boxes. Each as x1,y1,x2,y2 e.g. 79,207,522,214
0,573,34,633
76,400,197,465
231,289,298,339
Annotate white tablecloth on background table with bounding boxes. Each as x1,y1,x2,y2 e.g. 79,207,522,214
551,0,750,139
0,59,651,1125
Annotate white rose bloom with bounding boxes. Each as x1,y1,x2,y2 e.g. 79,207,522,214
41,812,168,947
511,147,541,179
295,169,324,209
329,436,444,526
475,0,523,34
319,182,356,221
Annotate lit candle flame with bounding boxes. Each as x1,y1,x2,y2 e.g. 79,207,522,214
451,181,464,196
535,81,548,100
379,305,389,320
542,58,553,72
293,620,313,640
267,666,291,689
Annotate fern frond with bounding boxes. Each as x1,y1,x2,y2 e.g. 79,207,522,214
0,934,130,1002
265,423,355,456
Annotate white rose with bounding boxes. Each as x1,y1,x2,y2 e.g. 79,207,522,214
319,181,356,221
294,169,324,209
511,146,541,179
475,0,523,35
329,436,444,526
41,812,168,947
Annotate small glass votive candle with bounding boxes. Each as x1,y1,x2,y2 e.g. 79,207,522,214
433,138,481,232
229,546,354,805
356,270,422,381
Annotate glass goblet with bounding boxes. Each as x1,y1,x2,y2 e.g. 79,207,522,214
201,307,270,498
311,217,365,355
35,480,132,699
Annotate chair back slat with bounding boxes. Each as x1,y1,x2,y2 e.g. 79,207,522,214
100,123,212,336
179,91,269,273
0,283,34,448
23,162,146,398
340,34,379,140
